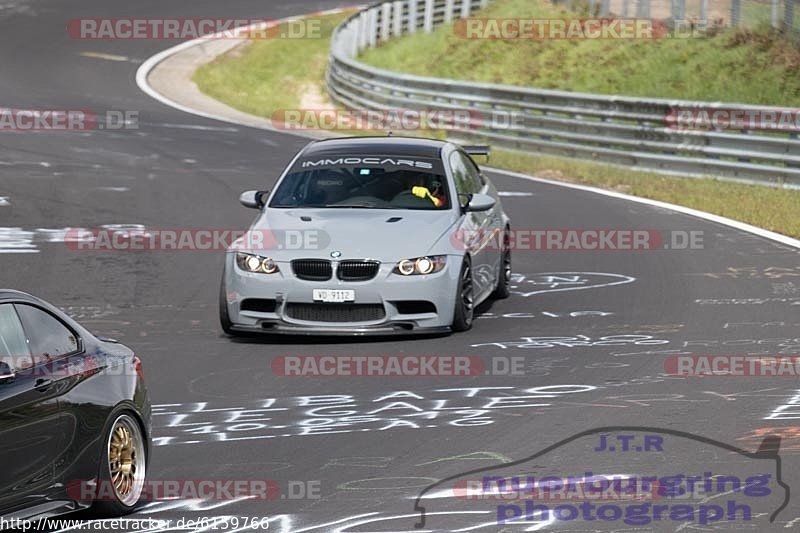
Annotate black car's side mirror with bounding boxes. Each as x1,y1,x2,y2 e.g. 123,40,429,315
239,190,268,209
0,361,15,383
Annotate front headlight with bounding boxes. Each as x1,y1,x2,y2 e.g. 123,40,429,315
236,252,279,274
393,255,447,276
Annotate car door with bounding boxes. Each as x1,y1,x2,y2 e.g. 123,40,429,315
0,303,69,514
461,151,504,288
449,150,495,298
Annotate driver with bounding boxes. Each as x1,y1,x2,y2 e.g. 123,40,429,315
411,177,446,207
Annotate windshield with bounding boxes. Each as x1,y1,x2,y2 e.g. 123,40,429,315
269,157,451,210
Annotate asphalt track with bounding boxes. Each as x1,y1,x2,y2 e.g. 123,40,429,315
2,0,800,531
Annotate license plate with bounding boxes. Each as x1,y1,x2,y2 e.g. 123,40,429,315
313,289,355,303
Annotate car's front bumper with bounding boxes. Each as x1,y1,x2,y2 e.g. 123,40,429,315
229,322,451,336
222,254,460,335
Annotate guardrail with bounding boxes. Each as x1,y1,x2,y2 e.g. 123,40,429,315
326,0,800,187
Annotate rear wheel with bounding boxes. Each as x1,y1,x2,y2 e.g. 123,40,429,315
491,228,511,299
92,413,146,516
451,258,474,332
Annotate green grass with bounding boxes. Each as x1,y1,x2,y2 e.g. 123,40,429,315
491,150,800,237
194,8,800,239
359,0,800,105
193,13,350,114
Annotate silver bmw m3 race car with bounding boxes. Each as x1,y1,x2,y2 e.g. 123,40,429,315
219,136,511,336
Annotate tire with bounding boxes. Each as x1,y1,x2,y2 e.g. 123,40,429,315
451,258,474,332
490,228,511,300
92,413,147,517
219,279,237,336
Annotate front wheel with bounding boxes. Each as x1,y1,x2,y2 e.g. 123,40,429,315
451,258,474,332
92,413,147,516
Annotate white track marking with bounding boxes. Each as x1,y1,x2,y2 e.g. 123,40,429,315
80,51,131,62
488,167,800,250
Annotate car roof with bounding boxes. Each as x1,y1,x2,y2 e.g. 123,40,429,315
0,289,40,303
299,136,449,159
0,290,89,334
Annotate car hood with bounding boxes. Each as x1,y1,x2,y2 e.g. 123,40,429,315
248,208,459,261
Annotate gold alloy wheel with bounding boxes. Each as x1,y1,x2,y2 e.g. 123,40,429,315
107,414,146,506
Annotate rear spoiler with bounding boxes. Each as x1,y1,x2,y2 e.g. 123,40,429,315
463,145,490,159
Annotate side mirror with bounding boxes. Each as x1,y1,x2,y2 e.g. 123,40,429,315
240,190,268,209
0,361,15,383
465,193,496,212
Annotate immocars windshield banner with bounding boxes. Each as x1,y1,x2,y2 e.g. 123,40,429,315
290,155,445,175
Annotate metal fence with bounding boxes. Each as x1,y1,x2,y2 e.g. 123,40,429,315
326,0,800,186
556,0,799,32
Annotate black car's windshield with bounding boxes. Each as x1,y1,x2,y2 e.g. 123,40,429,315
269,157,451,210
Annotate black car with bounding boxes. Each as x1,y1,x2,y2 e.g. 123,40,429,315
0,290,151,521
